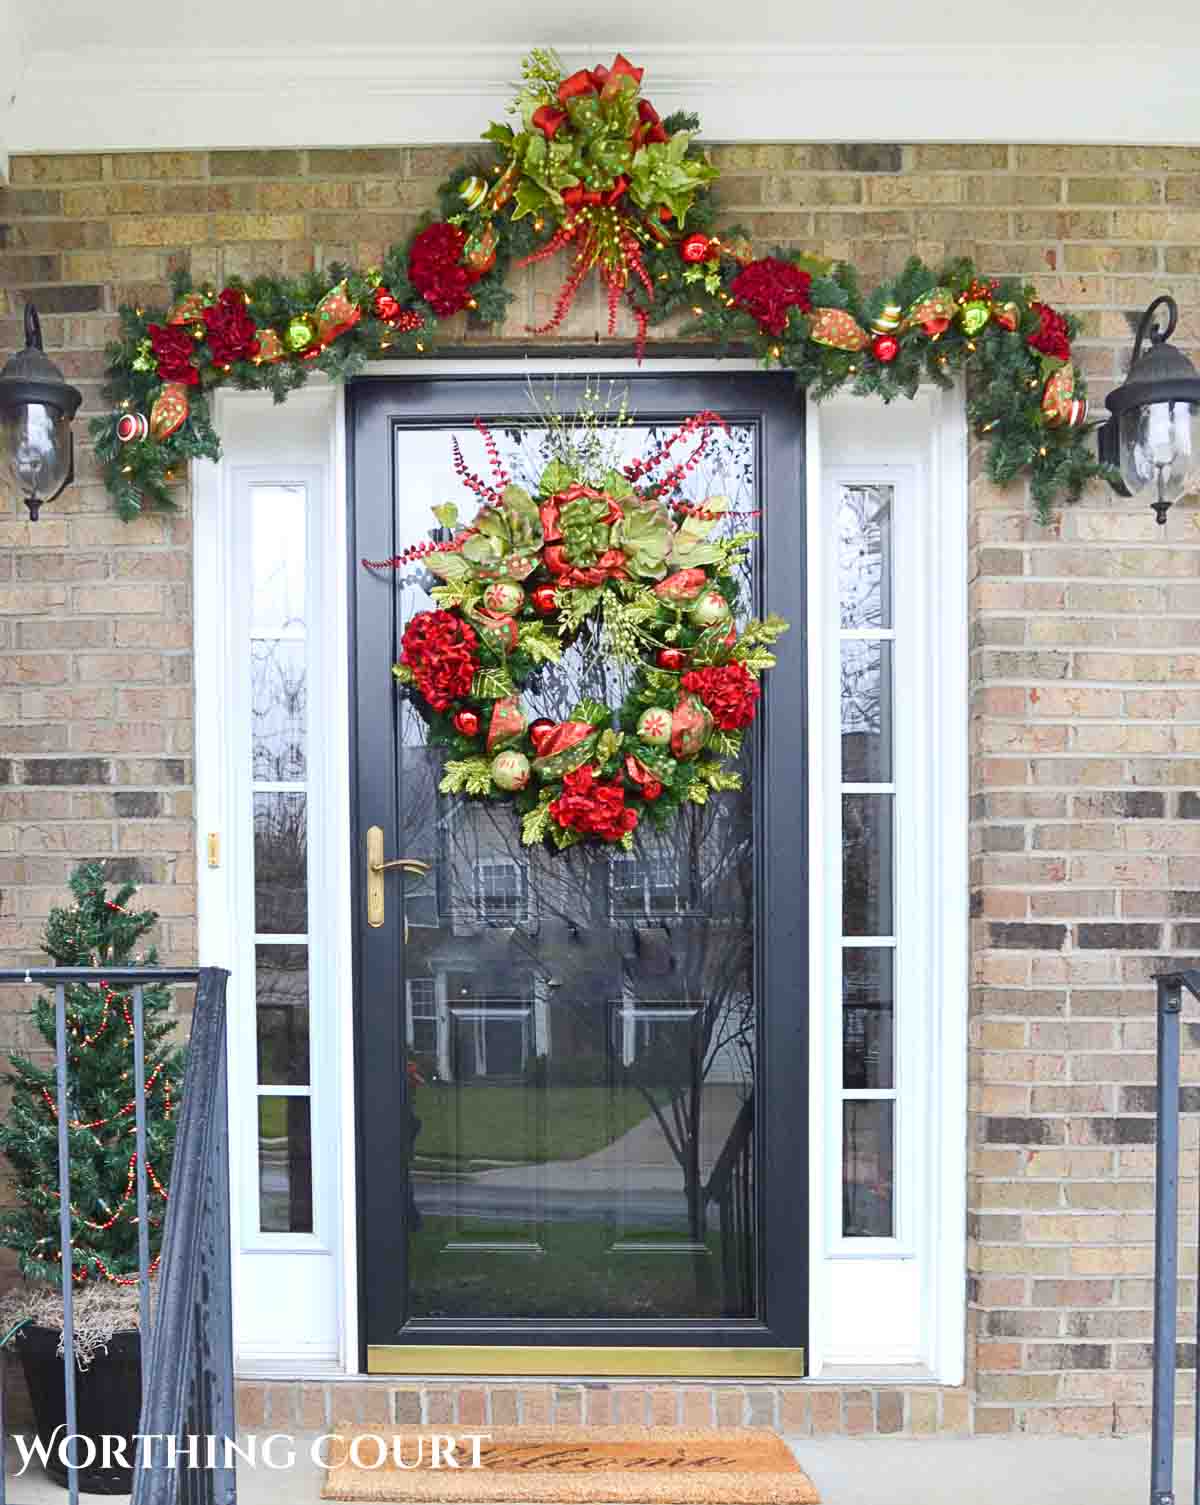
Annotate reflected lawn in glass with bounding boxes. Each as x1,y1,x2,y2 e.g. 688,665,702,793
258,1094,313,1233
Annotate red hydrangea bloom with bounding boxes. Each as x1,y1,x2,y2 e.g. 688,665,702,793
202,288,260,366
728,257,813,338
1027,302,1071,362
550,764,639,843
681,662,761,731
147,323,199,386
408,223,479,319
400,609,479,712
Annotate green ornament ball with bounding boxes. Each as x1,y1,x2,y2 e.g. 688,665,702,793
637,708,674,749
491,750,531,792
286,316,316,352
688,589,733,629
959,300,991,337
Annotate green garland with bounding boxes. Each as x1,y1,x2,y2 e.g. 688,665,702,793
91,49,1110,526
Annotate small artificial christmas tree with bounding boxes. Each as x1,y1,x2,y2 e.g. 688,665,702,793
0,863,185,1289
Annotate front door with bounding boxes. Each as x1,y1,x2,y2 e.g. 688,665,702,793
350,372,807,1374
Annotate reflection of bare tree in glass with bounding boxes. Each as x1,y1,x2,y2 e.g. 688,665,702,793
394,409,761,1315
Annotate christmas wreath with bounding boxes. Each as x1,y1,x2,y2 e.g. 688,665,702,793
92,48,1109,526
385,411,787,850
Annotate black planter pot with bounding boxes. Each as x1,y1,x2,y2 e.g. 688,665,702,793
18,1323,141,1494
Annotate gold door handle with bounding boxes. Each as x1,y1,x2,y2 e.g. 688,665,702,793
366,825,430,929
371,858,431,875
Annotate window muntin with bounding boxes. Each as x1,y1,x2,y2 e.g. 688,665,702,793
837,482,897,1240
249,483,314,1236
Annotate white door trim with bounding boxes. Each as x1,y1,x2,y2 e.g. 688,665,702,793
193,359,966,1379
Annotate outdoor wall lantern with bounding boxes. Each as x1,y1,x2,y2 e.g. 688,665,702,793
0,304,83,521
1100,293,1200,524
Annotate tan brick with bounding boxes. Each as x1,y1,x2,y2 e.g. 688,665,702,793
110,215,210,248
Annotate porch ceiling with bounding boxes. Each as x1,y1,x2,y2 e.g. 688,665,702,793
4,1,1200,168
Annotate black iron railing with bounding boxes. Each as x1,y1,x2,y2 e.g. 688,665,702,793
0,966,235,1505
1151,968,1200,1505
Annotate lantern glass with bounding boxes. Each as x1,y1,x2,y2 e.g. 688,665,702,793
1118,399,1198,505
0,400,73,503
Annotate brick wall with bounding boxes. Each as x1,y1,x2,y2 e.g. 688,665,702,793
3,142,1200,1438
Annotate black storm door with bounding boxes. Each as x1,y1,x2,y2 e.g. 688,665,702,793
349,372,808,1372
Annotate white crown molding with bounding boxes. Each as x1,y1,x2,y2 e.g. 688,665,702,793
8,42,1200,155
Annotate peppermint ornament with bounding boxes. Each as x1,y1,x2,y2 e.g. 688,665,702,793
452,709,480,738
871,303,903,334
689,589,733,628
491,750,531,792
657,647,687,671
530,585,559,615
871,334,899,363
483,581,525,616
116,412,149,443
637,707,673,748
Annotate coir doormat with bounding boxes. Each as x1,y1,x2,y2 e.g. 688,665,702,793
321,1424,820,1503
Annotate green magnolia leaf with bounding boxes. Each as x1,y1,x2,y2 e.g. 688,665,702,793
482,122,516,149
602,467,634,499
392,663,414,685
501,484,543,551
669,538,723,568
423,551,471,580
614,497,671,579
462,532,503,565
432,502,459,530
677,494,728,542
539,459,576,494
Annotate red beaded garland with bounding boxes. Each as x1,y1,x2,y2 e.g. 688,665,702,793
453,709,481,737
872,334,899,363
657,646,687,671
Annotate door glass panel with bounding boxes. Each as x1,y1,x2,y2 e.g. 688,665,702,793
842,947,894,1090
842,792,894,937
397,417,759,1321
841,640,892,783
842,1099,893,1237
258,1095,313,1234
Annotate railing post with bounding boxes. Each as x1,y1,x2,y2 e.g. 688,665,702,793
132,982,153,1405
1152,973,1183,1505
54,981,80,1505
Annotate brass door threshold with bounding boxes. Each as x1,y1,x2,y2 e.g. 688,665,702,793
368,1346,805,1378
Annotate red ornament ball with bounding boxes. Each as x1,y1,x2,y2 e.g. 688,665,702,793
528,719,556,755
657,647,687,672
453,709,481,738
530,585,559,615
872,334,899,363
374,286,402,323
680,233,713,264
